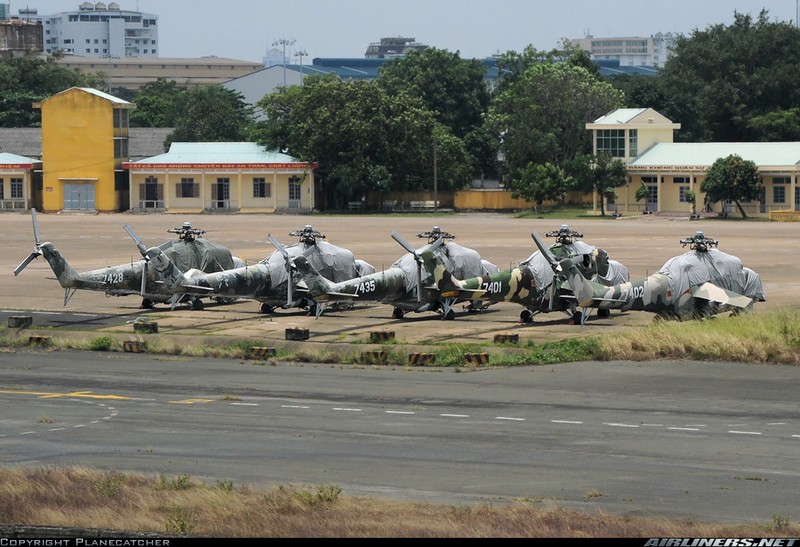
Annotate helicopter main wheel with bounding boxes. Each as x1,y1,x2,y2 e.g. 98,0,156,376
519,310,533,323
597,308,610,318
140,298,154,309
307,304,317,317
443,309,455,321
569,311,583,325
259,303,274,314
392,307,405,319
191,298,204,311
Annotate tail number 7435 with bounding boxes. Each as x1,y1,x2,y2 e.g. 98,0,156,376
356,280,376,294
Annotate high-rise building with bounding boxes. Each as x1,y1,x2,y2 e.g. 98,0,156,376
35,2,158,58
570,32,678,68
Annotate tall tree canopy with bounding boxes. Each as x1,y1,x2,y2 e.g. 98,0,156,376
252,74,470,207
488,62,624,184
164,85,253,148
0,53,105,127
658,9,800,142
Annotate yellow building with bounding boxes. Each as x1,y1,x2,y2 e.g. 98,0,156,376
0,152,38,211
34,87,134,213
124,142,316,213
587,108,800,217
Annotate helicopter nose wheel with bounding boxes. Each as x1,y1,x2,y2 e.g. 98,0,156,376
259,303,274,314
139,298,154,309
519,310,533,323
597,308,610,318
392,307,405,319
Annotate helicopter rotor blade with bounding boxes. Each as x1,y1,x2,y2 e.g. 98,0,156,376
14,208,44,276
267,234,295,307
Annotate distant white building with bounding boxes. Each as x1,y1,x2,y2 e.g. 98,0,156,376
33,2,159,58
570,32,679,68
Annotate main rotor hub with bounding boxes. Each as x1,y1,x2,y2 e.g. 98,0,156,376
289,225,326,245
168,222,206,241
418,226,455,244
680,230,719,252
544,224,583,245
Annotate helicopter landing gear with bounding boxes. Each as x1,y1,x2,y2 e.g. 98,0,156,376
570,311,584,325
392,307,405,319
191,298,204,311
306,303,317,317
443,308,455,320
259,303,274,314
519,310,533,323
140,298,154,309
597,308,610,318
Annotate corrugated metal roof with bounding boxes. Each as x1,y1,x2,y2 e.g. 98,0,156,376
129,128,174,160
0,151,39,165
130,142,302,164
629,142,800,169
593,108,648,124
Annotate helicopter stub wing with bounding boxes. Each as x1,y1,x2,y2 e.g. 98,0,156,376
691,282,754,308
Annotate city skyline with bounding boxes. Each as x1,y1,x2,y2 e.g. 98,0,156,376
15,0,798,62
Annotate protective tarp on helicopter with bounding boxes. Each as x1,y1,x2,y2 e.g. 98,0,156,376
393,241,498,294
156,238,242,274
266,240,374,288
657,248,766,303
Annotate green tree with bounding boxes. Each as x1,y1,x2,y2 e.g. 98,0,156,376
658,9,800,142
700,154,762,218
253,74,467,207
488,62,624,182
568,153,628,216
165,85,253,148
130,78,187,128
0,53,105,127
377,48,491,181
509,162,569,213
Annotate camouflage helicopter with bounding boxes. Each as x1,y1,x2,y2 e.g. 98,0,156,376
436,225,629,324
533,230,765,324
292,227,499,320
124,223,375,315
14,209,244,309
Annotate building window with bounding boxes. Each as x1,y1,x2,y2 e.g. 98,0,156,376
114,138,129,159
10,178,23,199
113,109,129,128
679,186,691,202
596,129,625,158
253,177,271,198
176,178,198,198
673,176,689,184
0,178,4,199
774,186,786,204
773,176,790,184
628,129,638,157
288,177,302,201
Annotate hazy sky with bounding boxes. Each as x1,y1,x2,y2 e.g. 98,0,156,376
23,0,799,63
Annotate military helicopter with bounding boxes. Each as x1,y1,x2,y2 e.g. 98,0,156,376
292,227,498,320
533,230,765,324
436,225,629,324
13,209,244,309
124,223,375,315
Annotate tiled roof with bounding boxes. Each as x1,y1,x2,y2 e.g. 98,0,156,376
0,127,173,161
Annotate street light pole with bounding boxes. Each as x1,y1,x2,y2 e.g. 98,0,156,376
272,37,296,86
294,49,307,85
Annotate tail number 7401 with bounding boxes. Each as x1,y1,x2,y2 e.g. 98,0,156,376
481,280,503,294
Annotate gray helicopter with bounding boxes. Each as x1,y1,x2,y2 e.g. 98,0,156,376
14,209,244,309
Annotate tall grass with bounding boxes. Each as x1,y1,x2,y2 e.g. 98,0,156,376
0,467,796,537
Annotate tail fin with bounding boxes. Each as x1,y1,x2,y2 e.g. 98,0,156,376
293,255,337,301
558,257,597,307
13,209,81,288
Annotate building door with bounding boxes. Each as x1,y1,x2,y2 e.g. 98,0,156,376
288,176,301,209
62,182,95,211
646,185,658,212
212,178,230,210
796,187,799,212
